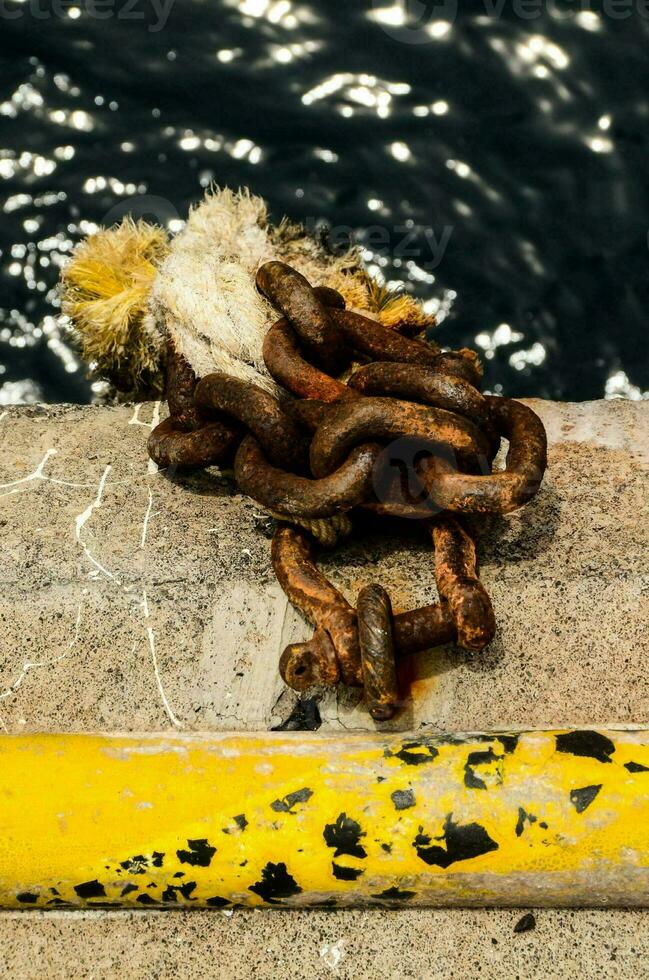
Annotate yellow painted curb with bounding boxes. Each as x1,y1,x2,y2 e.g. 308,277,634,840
1,729,648,908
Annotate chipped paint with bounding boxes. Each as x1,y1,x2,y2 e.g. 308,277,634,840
1,729,649,909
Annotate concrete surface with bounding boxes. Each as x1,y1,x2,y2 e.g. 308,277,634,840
3,907,649,979
0,397,648,977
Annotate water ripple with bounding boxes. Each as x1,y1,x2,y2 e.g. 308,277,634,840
0,0,647,402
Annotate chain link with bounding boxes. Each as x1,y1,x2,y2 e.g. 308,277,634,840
147,261,548,720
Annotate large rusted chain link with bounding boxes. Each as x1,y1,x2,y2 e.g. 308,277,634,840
234,434,382,520
263,318,355,403
146,259,547,720
148,346,241,469
418,397,547,514
194,372,309,473
308,397,491,478
256,261,347,375
271,518,494,719
272,525,454,685
430,517,496,651
272,524,361,688
357,584,398,722
347,362,499,451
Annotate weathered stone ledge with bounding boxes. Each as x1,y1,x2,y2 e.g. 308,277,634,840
0,398,646,733
0,397,648,978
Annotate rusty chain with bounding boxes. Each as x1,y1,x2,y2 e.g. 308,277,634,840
147,260,548,720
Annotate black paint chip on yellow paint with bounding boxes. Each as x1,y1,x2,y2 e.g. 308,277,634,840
249,862,302,903
464,748,503,790
222,813,249,834
176,839,216,867
391,742,439,766
16,892,39,904
119,852,164,874
555,731,614,764
332,863,363,881
515,807,537,837
206,896,231,907
414,814,499,868
136,893,157,905
162,881,197,902
375,887,416,900
625,761,649,773
323,813,367,859
271,788,313,813
391,788,416,810
74,879,106,899
569,784,602,813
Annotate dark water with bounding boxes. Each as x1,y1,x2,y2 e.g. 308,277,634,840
0,0,647,404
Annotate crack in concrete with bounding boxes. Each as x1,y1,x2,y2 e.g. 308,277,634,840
0,600,84,728
142,590,183,730
0,432,183,732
